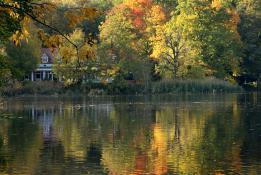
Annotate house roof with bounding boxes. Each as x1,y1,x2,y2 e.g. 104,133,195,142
41,48,58,64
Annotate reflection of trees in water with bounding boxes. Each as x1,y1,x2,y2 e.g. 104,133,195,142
0,94,260,174
0,116,42,174
238,93,261,174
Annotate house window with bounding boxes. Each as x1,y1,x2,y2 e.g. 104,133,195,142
41,53,49,64
36,72,41,79
24,75,30,80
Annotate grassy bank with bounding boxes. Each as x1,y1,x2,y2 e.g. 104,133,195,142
107,79,242,94
0,79,242,97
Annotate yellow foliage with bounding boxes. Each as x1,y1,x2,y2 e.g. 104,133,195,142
10,17,32,45
79,43,97,60
212,0,222,10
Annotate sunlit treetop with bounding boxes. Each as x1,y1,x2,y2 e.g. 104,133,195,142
107,0,165,33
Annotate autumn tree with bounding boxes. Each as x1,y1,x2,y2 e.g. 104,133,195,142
0,0,99,87
53,29,97,85
174,0,242,80
151,17,206,79
99,0,165,82
0,0,98,49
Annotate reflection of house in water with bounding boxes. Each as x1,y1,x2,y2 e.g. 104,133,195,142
29,103,114,138
31,106,56,138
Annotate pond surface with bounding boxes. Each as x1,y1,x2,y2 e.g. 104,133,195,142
0,94,260,175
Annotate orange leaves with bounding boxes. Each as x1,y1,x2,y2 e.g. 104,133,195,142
109,0,165,32
211,0,222,10
132,16,144,29
127,0,153,31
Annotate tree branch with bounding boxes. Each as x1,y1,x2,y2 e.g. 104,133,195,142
0,2,79,52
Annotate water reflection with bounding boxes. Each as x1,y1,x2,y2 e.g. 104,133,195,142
0,94,260,174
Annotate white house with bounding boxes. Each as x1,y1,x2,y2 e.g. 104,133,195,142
27,48,57,81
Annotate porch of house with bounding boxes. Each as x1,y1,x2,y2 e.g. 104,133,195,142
25,64,55,81
30,71,55,81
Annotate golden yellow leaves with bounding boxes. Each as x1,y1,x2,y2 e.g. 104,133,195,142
211,0,222,10
57,29,97,63
148,5,165,24
79,43,96,61
11,17,31,45
0,1,20,19
11,31,25,45
59,46,76,62
9,10,20,19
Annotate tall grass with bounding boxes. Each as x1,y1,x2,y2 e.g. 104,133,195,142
0,81,65,96
150,79,242,94
107,79,242,94
1,79,242,97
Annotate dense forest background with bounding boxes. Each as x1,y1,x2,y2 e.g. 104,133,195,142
0,0,260,94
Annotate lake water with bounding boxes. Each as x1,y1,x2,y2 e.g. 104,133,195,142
0,94,260,175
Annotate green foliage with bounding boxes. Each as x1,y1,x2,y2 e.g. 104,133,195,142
5,39,40,79
175,0,242,79
99,8,136,54
0,37,39,94
0,0,34,41
0,55,12,88
236,0,261,82
0,9,21,41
